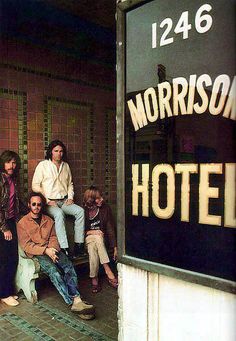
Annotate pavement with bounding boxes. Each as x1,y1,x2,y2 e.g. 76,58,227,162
0,265,118,341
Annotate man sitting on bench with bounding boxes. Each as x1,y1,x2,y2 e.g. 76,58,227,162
17,192,95,320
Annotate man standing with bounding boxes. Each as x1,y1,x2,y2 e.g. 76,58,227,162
17,192,95,319
32,140,84,257
0,150,22,306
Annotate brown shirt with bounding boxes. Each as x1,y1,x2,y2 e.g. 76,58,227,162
17,213,60,258
85,203,117,248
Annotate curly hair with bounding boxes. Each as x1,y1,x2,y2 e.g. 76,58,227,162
83,185,101,208
0,150,21,177
45,140,67,161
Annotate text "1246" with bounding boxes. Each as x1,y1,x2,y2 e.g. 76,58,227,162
152,4,213,48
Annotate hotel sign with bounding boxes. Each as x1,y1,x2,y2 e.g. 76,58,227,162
117,0,236,291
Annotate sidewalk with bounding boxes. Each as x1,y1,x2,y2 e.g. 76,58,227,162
0,266,118,341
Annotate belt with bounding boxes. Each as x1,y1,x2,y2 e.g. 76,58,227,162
48,196,68,201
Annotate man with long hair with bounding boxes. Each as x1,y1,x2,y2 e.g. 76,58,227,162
0,150,22,306
32,140,85,258
17,192,95,319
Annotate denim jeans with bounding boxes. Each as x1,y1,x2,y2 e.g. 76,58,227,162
34,251,80,305
47,200,85,248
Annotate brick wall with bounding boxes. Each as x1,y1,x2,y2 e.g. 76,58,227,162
0,38,116,209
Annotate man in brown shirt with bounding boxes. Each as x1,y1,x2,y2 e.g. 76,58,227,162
17,192,95,319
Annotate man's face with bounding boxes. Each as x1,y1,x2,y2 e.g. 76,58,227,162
4,158,16,176
29,196,43,215
95,194,104,207
51,145,63,162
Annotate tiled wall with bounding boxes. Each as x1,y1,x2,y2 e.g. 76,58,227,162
0,38,116,208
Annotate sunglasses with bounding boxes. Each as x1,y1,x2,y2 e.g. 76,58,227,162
31,203,42,207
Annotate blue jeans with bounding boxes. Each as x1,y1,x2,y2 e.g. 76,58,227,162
34,251,80,305
47,200,85,248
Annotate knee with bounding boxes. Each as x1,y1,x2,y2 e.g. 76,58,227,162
87,244,97,255
74,206,84,218
49,268,62,281
54,209,65,221
64,264,76,277
95,235,105,246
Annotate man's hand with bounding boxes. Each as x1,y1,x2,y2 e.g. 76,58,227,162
4,230,12,241
65,199,74,206
45,247,59,263
48,200,57,207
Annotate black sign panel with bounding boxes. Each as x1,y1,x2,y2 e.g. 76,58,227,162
117,0,236,286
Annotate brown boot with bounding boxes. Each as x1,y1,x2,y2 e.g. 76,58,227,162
77,313,95,320
71,300,95,315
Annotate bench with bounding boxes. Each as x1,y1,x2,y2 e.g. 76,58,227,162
15,218,89,303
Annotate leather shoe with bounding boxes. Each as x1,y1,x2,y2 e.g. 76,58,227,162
77,313,95,320
73,243,86,257
74,243,86,257
71,300,95,314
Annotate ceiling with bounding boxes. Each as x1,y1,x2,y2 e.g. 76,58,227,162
45,0,117,31
1,0,116,65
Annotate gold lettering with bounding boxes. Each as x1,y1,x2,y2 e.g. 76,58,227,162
199,164,222,226
152,164,175,219
225,163,236,227
175,164,198,222
132,164,149,217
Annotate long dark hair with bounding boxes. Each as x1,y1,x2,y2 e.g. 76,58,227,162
0,150,21,177
45,140,67,162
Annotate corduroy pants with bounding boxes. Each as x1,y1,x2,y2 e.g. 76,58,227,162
85,234,110,278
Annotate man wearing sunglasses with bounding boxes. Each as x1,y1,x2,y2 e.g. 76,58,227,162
17,192,95,320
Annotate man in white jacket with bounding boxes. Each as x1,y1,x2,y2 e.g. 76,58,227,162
32,140,84,258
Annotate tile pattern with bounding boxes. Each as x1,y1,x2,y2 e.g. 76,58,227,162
37,302,115,341
104,108,116,209
0,50,116,207
87,105,94,185
0,62,114,92
0,306,115,341
0,312,55,341
0,88,28,199
44,96,94,202
0,272,118,341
